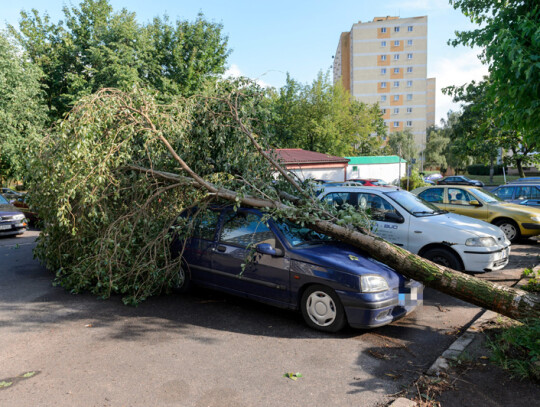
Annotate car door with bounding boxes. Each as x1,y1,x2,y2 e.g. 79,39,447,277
445,187,488,221
211,209,290,305
357,192,409,248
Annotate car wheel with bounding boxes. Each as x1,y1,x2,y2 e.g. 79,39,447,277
423,248,463,271
493,219,520,242
300,285,347,332
173,259,191,293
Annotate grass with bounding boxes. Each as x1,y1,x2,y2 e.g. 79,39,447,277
486,318,540,382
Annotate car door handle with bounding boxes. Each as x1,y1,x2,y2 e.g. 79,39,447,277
215,245,226,253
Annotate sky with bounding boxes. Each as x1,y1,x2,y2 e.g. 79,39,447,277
1,0,488,124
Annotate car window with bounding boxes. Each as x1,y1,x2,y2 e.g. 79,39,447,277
189,209,220,241
418,188,444,203
516,186,540,200
323,192,356,208
493,186,514,200
0,194,8,204
277,220,333,247
358,193,402,222
448,188,476,205
220,212,275,248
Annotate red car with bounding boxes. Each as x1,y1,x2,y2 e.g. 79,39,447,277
348,178,390,187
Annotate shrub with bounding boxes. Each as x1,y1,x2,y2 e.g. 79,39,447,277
400,169,427,191
467,164,507,176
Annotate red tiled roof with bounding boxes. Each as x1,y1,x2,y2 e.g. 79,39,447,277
270,149,349,165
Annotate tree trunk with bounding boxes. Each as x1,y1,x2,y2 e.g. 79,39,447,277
516,158,525,178
489,154,494,184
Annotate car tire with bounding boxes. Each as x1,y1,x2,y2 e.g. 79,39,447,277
493,219,520,242
172,259,191,293
300,285,347,332
423,248,463,271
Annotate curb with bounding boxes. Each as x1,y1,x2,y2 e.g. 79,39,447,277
425,272,534,377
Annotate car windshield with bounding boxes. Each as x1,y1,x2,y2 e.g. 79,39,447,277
385,190,445,216
276,219,334,247
471,188,503,203
0,195,8,205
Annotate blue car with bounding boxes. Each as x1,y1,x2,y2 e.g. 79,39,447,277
172,206,423,332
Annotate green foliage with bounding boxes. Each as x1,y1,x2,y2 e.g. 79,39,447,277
522,268,540,293
0,31,47,184
488,318,540,382
28,81,274,304
424,127,450,170
399,169,427,191
450,0,540,139
385,130,418,164
466,164,506,176
10,0,230,121
268,71,385,155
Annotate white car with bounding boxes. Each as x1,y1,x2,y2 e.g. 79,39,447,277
318,186,510,273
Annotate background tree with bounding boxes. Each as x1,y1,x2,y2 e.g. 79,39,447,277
424,126,450,171
268,71,385,156
0,31,47,185
10,0,229,121
385,130,418,164
450,0,540,140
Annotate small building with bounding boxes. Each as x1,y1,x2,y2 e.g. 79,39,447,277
272,149,349,182
346,156,407,184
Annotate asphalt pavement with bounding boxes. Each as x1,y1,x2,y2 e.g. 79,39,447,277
0,230,537,407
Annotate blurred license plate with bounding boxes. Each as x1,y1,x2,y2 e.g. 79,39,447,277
0,225,12,230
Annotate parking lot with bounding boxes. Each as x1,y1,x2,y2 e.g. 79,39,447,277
0,230,538,407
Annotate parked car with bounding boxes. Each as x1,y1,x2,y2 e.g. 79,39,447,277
1,188,24,201
412,185,540,242
491,183,540,207
12,195,39,224
436,176,484,187
0,194,27,237
318,186,510,273
324,181,365,187
348,178,390,187
171,206,423,332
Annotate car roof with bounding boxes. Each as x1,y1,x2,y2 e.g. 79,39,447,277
319,185,400,194
416,185,481,190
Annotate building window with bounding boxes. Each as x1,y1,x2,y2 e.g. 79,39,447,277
407,53,413,60
407,39,413,46
381,68,387,74
381,95,387,101
381,55,387,61
394,54,400,60
382,108,387,114
406,121,412,127
394,40,400,46
393,121,400,127
394,95,400,101
407,94,413,101
407,107,412,113
394,81,400,87
393,68,400,74
408,26,413,32
407,80,413,87
381,41,387,47
381,27,387,33
394,27,400,32
381,82,387,88
407,67,413,73
394,108,399,114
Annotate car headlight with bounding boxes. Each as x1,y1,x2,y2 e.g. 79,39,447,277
530,216,540,222
465,237,497,247
13,214,25,221
361,275,389,292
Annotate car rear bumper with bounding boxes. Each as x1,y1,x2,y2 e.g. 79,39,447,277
338,282,423,329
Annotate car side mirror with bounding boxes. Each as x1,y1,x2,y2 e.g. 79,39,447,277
384,212,405,223
469,200,482,206
256,243,284,257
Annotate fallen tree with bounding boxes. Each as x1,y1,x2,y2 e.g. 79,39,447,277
28,86,540,319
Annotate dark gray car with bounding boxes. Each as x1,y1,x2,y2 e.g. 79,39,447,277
491,183,540,207
0,194,27,237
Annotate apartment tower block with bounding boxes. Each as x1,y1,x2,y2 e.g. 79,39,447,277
333,16,436,148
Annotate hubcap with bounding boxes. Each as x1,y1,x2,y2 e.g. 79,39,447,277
499,223,517,241
306,291,337,327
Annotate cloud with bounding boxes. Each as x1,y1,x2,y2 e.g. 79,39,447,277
431,48,489,124
223,64,271,88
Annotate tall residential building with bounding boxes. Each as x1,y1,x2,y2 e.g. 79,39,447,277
333,16,436,148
